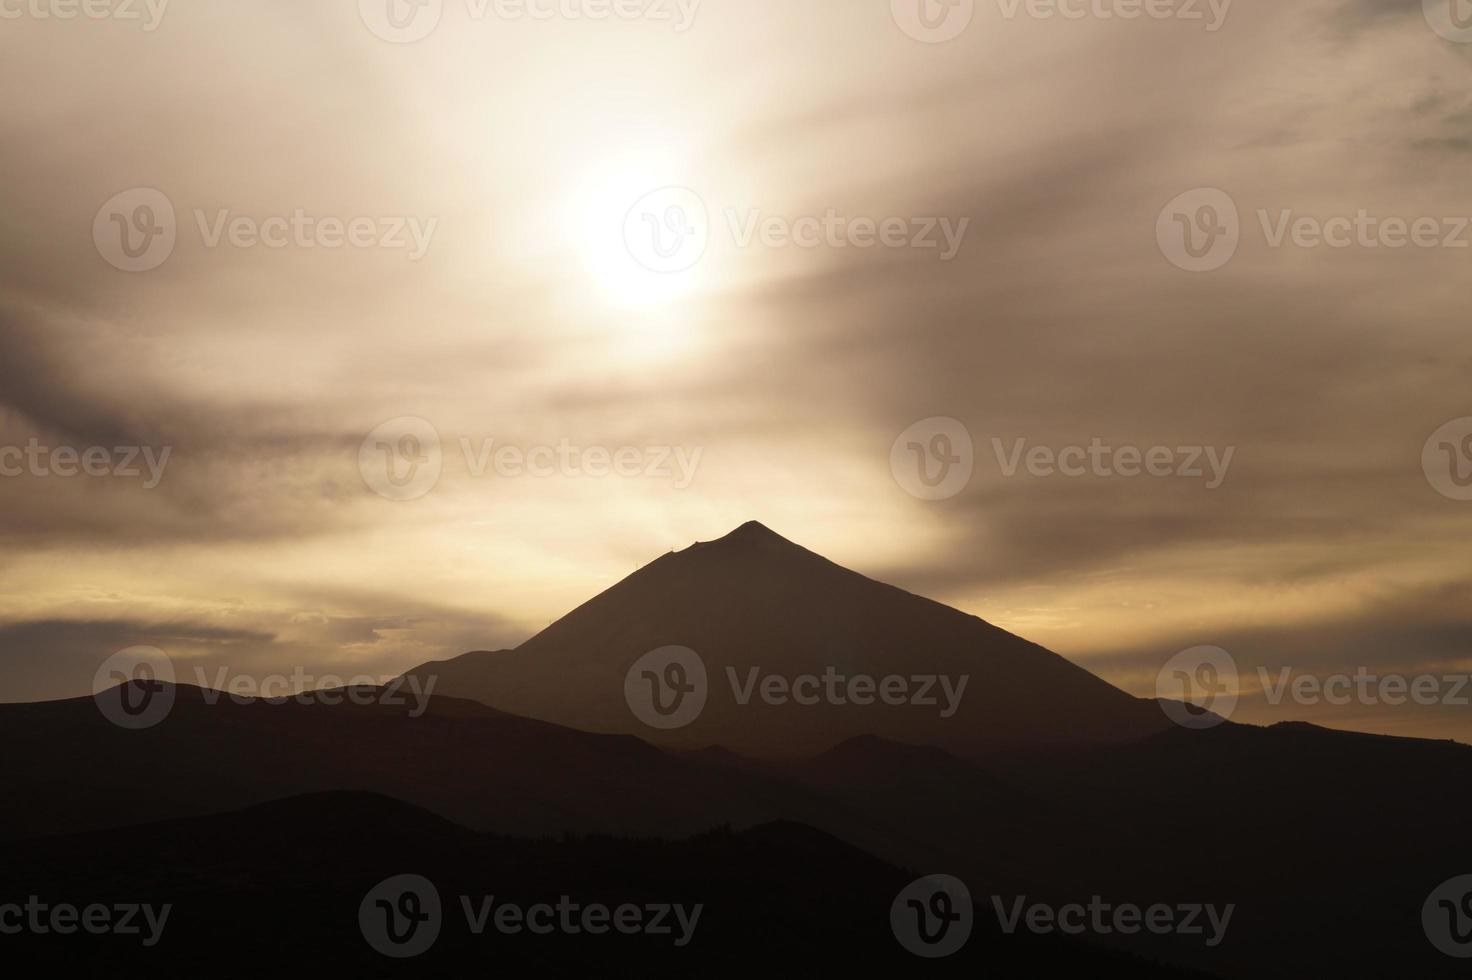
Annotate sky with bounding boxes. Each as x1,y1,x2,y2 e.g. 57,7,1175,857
1,0,1470,741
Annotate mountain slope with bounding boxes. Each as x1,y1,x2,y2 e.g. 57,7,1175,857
406,521,1169,757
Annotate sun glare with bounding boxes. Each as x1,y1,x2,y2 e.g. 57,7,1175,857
565,149,710,311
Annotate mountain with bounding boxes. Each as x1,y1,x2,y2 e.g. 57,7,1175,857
0,680,852,842
404,521,1169,757
0,791,1212,978
9,523,1470,977
7,676,1471,975
769,722,1472,980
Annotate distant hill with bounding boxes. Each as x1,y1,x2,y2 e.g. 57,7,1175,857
0,681,846,842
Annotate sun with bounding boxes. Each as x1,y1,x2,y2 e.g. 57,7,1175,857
564,149,711,310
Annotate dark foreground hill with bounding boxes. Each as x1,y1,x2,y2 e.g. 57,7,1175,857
0,791,1213,978
761,723,1472,979
7,680,1470,975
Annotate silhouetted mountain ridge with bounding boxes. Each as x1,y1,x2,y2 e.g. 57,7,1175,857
406,522,1170,757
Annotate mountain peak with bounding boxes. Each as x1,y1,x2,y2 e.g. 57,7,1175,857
717,520,787,544
730,518,776,535
681,520,808,558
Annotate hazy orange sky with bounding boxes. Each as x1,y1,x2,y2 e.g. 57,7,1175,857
1,0,1470,741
